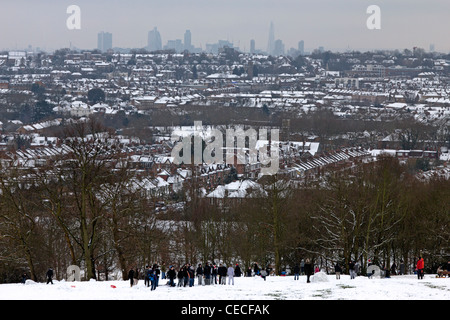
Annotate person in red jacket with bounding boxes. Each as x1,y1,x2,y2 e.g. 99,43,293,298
416,257,424,279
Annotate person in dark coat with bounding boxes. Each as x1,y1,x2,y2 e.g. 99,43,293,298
293,264,300,280
304,259,313,283
145,266,151,287
21,273,28,284
218,263,227,285
187,264,195,287
204,263,212,285
152,264,160,287
196,264,204,286
182,264,190,287
212,264,218,284
167,266,176,287
235,264,242,277
128,268,135,287
46,268,54,284
177,267,184,287
253,263,260,276
348,260,356,279
399,260,405,275
335,263,342,279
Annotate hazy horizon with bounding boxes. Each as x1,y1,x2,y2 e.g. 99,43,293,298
1,0,449,53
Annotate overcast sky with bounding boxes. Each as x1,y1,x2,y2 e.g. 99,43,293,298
1,0,449,53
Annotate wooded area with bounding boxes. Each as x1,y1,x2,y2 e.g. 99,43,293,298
0,122,448,283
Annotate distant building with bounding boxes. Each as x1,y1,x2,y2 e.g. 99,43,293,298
298,40,304,55
97,32,112,52
164,39,183,53
273,39,285,56
184,30,193,52
250,39,256,54
267,22,275,55
148,27,162,52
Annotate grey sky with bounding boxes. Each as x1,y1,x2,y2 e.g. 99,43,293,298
1,0,449,53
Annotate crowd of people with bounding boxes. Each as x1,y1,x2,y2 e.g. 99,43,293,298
128,262,248,290
24,256,445,286
124,256,444,290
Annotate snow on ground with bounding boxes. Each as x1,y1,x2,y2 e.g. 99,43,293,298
0,273,448,300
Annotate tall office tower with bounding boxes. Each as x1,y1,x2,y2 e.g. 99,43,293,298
273,39,284,56
97,32,112,52
184,30,192,51
250,39,255,54
267,21,275,55
148,27,162,52
298,40,304,55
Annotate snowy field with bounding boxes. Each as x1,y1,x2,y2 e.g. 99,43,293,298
0,273,448,300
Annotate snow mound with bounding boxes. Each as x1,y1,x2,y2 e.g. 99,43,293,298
25,280,37,285
311,272,329,282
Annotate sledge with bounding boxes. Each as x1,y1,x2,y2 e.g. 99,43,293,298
436,270,449,278
110,285,117,288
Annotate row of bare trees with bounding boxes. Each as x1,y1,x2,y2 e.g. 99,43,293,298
0,122,448,283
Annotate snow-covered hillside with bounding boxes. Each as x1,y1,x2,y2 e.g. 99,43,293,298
1,273,448,300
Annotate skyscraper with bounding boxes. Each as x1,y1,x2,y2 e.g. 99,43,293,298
97,32,112,52
298,40,304,55
250,39,255,54
267,22,275,55
273,39,284,56
184,30,193,52
148,27,162,52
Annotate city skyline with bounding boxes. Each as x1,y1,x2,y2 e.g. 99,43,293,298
1,0,450,53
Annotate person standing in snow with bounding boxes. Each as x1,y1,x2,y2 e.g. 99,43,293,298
204,262,211,285
235,263,242,277
300,259,305,275
144,266,151,287
196,263,204,286
304,259,313,283
21,272,28,284
335,263,342,279
149,268,157,291
161,262,166,280
46,268,54,284
212,264,218,284
177,266,184,287
293,264,300,280
348,260,356,279
153,264,160,287
253,263,260,276
390,262,397,276
416,257,424,280
167,265,176,287
227,264,235,285
260,268,267,281
128,268,135,287
182,264,189,287
218,263,227,285
188,264,195,287
399,260,405,275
